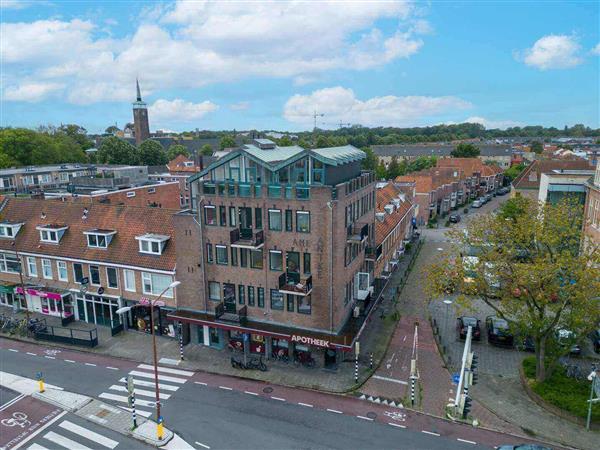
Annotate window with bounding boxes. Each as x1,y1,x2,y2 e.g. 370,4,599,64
303,253,311,275
250,249,263,269
240,248,249,267
123,269,136,292
229,207,237,226
296,211,310,233
257,287,265,308
269,250,283,271
287,294,294,312
209,282,221,301
255,208,263,229
219,206,227,226
286,251,300,273
206,243,214,263
216,245,228,265
298,295,311,314
270,289,284,310
285,210,293,231
268,209,282,231
248,286,255,306
231,247,238,266
90,265,101,285
107,267,118,289
87,234,107,248
42,259,52,279
127,191,136,198
27,257,37,277
148,187,156,194
204,206,217,225
73,263,84,283
142,272,175,298
0,225,15,238
138,237,165,255
39,229,58,243
57,261,68,281
0,254,20,274
238,285,245,304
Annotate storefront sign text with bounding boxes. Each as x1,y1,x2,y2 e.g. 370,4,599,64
291,334,330,348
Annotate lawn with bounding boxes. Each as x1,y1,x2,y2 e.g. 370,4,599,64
523,357,599,423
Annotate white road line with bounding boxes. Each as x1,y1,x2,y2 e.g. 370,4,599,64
194,381,207,386
84,363,96,367
298,402,313,407
388,422,406,429
0,394,26,411
99,392,156,408
372,375,408,385
128,370,187,384
271,396,285,402
327,408,343,414
44,356,55,359
137,364,194,377
457,438,477,445
106,367,119,370
244,391,258,396
195,442,210,449
27,443,49,450
218,386,233,391
357,416,373,421
64,359,76,363
117,406,152,418
59,420,119,448
43,430,93,450
11,411,68,450
109,384,171,399
26,352,37,356
119,377,179,391
8,348,18,352
421,430,440,436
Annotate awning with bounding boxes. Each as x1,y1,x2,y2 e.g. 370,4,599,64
0,283,17,294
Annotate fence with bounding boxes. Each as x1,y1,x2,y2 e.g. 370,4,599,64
34,324,98,347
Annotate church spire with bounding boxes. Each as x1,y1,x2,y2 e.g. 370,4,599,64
136,78,142,102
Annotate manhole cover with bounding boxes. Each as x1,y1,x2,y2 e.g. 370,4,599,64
366,412,377,420
263,387,274,394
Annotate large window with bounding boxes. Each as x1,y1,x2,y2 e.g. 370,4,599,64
142,272,174,298
107,267,118,289
240,248,248,267
257,287,265,308
0,253,20,274
73,263,84,283
286,251,300,273
270,289,284,310
298,295,311,314
296,211,310,233
39,229,59,243
123,269,136,292
250,249,263,269
87,234,108,248
269,250,283,271
248,286,255,306
255,208,263,229
90,265,101,285
139,239,162,255
204,205,217,226
42,259,53,279
287,294,294,312
27,257,37,277
216,245,228,265
209,282,221,301
57,261,68,281
268,209,282,231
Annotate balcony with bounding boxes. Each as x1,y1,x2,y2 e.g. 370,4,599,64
365,245,382,261
347,223,369,244
230,227,265,249
215,303,248,325
278,271,313,296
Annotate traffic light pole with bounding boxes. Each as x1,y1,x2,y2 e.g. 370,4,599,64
454,325,472,412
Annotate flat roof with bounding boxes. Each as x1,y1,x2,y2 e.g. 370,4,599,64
0,164,91,176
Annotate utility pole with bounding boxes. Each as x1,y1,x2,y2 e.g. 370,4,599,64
313,110,325,131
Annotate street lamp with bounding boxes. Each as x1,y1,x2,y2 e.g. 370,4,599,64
116,280,180,440
443,299,453,343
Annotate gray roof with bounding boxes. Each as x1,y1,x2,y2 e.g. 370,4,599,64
0,164,93,177
243,144,304,164
372,144,513,158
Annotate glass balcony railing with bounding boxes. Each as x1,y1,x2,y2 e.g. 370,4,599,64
296,185,310,200
239,183,252,197
268,184,281,198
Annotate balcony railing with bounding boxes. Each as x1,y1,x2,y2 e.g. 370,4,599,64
365,245,383,261
347,223,369,243
215,303,248,325
230,227,265,249
278,271,313,296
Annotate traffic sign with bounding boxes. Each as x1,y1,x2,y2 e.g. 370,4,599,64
452,373,460,385
80,277,89,285
98,287,105,295
80,285,88,294
243,333,249,342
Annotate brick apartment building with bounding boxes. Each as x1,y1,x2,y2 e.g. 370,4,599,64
171,139,376,368
583,163,600,252
0,198,180,338
0,164,94,194
436,157,504,197
148,155,200,208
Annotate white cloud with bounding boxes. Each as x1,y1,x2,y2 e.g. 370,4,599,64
591,43,600,55
229,101,250,111
520,34,583,70
464,116,522,130
3,82,64,102
283,86,471,128
0,1,430,104
0,0,43,9
149,98,218,122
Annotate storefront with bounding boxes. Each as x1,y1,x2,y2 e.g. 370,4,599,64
0,284,21,310
17,286,74,318
73,291,121,327
125,299,177,338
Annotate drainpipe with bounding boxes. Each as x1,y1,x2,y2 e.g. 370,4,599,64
195,193,208,313
327,200,334,333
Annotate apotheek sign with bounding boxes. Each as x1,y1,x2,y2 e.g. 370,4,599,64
291,334,330,348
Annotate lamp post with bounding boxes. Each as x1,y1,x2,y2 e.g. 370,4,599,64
443,299,453,343
116,280,180,440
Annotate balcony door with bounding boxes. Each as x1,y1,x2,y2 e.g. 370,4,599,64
286,251,300,273
238,207,253,230
223,283,236,313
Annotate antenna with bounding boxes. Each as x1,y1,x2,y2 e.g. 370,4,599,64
313,110,325,131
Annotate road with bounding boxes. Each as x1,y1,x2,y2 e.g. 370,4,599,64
0,339,554,450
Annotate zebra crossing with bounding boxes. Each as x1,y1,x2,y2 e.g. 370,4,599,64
28,419,119,449
98,363,194,418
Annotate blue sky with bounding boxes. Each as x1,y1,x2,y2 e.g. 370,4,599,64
1,0,598,133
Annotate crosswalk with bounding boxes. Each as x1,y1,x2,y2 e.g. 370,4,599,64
28,419,119,449
98,363,194,418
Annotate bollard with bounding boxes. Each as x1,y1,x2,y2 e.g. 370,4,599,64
178,323,184,361
38,378,45,393
157,416,164,440
410,377,416,406
370,353,373,370
354,355,359,383
131,391,138,429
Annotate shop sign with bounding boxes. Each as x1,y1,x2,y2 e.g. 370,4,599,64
291,334,330,348
0,285,15,294
16,287,62,301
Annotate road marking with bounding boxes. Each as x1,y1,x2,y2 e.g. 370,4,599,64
388,422,406,429
244,391,258,396
8,348,18,352
44,356,55,359
137,364,194,377
106,367,119,370
26,352,37,356
85,363,97,367
357,416,373,421
64,359,76,363
194,381,207,386
372,375,408,385
421,430,440,436
457,438,477,445
109,384,171,399
128,370,187,384
298,402,313,407
271,396,285,401
195,442,210,449
327,408,343,414
99,392,156,407
43,430,93,450
59,420,119,448
218,386,233,391
28,444,49,450
0,393,25,411
119,377,179,391
11,411,67,450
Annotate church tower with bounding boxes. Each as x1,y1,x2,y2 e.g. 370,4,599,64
132,79,150,146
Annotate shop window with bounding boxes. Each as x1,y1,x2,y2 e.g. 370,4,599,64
206,243,214,263
231,247,238,266
255,208,263,229
287,294,294,312
90,265,101,285
42,259,52,279
73,263,84,283
209,282,221,301
269,250,283,271
216,245,228,265
123,269,136,292
57,261,68,281
27,257,37,277
285,210,293,231
296,211,310,233
238,285,245,305
107,267,118,289
250,249,263,269
142,272,174,298
303,253,311,275
219,206,227,226
268,209,282,231
270,289,283,310
298,295,311,314
257,287,265,308
204,205,217,226
248,286,255,306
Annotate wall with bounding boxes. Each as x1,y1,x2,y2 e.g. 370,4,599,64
67,182,181,209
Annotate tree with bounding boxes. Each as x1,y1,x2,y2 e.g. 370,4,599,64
105,126,120,135
200,144,213,156
315,135,331,149
167,144,190,160
375,159,387,180
361,147,379,172
426,197,600,382
220,135,236,149
530,141,543,154
504,163,526,182
96,136,139,165
277,135,294,147
451,143,480,158
386,156,401,179
57,124,94,150
138,140,168,166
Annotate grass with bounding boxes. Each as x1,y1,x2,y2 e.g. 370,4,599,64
523,357,599,422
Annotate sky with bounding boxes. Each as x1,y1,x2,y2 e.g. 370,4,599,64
1,0,599,133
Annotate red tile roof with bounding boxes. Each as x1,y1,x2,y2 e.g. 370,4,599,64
0,198,177,272
395,166,464,193
437,157,503,177
375,183,414,246
167,155,200,173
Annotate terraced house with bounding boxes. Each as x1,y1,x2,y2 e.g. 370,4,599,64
172,139,376,368
0,197,180,338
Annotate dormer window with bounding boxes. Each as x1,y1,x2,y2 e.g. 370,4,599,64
0,221,24,239
136,233,170,255
84,229,117,249
36,224,68,244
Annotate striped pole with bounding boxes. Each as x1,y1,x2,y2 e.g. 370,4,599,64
370,353,373,370
131,391,138,429
354,354,359,383
410,377,416,406
179,323,184,361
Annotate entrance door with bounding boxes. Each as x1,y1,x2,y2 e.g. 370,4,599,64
324,348,337,368
223,283,236,313
85,296,95,324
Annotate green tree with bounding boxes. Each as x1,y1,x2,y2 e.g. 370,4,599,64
58,124,94,150
530,141,543,154
105,125,120,135
200,144,213,156
426,198,600,382
375,159,387,180
504,163,526,182
167,144,190,160
387,156,402,179
315,135,331,149
96,136,139,165
361,147,379,172
451,143,480,158
277,135,294,147
139,140,168,166
220,135,236,149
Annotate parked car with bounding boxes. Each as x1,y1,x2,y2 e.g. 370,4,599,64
519,335,535,352
457,316,481,340
486,316,514,347
479,196,487,204
556,329,582,356
497,445,551,450
485,193,493,202
472,200,483,208
590,328,600,354
449,214,461,223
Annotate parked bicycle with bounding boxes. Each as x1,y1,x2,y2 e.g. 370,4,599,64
230,356,268,372
293,352,316,368
272,349,289,363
